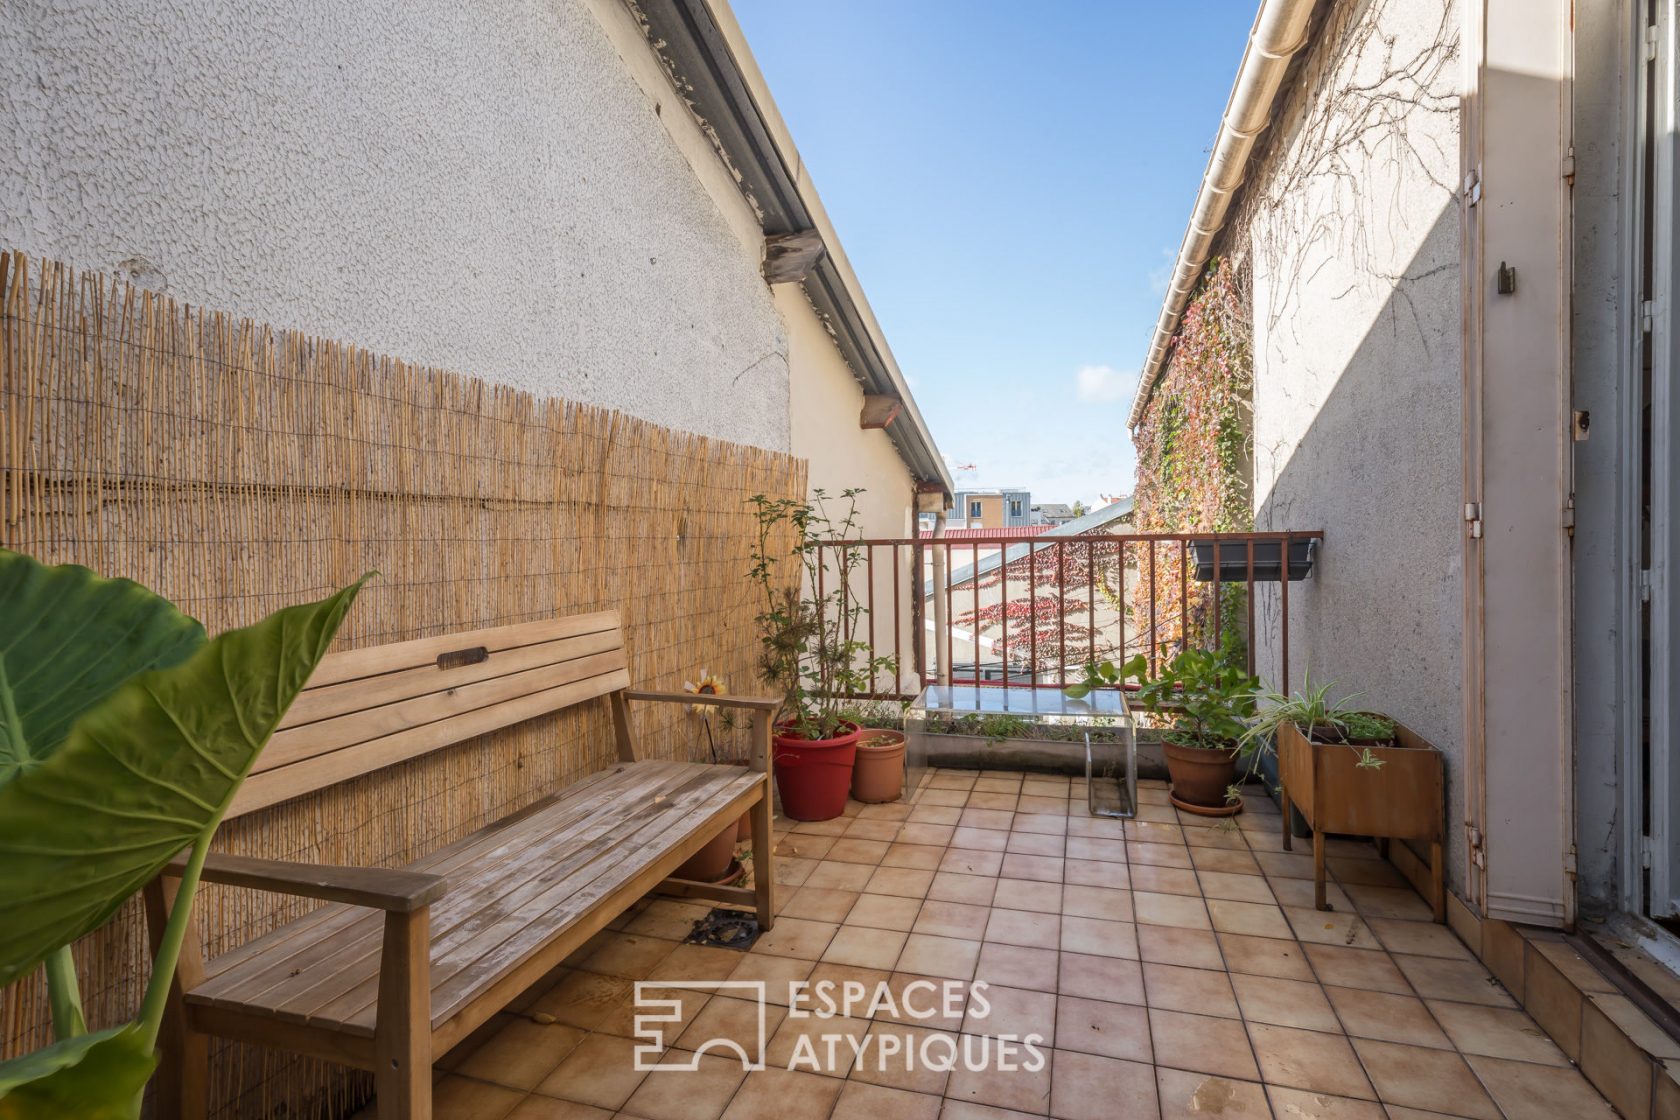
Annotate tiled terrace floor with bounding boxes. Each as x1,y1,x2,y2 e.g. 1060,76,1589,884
423,771,1620,1120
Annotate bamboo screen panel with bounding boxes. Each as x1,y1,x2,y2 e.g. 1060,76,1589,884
0,250,805,1117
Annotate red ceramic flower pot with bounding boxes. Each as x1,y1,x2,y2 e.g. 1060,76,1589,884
772,721,861,821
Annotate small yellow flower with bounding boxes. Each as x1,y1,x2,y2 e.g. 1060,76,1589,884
683,671,726,716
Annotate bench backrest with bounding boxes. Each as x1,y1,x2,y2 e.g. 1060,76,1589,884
229,611,630,817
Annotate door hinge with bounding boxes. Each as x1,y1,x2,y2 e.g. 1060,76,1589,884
1464,169,1482,206
1642,835,1654,869
1563,496,1575,535
1641,569,1654,603
1644,300,1655,334
1469,826,1487,870
1562,147,1576,182
1647,22,1660,62
1465,502,1483,539
1565,845,1578,879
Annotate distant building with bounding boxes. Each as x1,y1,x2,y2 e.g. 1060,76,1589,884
946,487,1031,530
1031,502,1076,526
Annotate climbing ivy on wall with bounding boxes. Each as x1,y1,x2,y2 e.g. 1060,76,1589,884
1131,257,1253,657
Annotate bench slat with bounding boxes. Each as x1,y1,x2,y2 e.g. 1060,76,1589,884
304,612,622,688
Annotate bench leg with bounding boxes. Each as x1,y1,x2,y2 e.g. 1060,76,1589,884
143,876,209,1120
375,907,433,1119
750,789,774,932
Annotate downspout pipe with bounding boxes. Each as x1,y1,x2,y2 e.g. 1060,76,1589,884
1126,0,1319,430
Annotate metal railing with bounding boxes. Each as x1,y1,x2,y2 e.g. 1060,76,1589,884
811,530,1323,698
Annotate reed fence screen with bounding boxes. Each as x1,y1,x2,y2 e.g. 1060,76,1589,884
0,250,804,1117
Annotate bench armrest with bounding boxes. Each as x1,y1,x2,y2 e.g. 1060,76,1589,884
163,851,448,913
622,690,782,714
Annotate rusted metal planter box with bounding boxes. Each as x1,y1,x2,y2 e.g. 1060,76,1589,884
1277,718,1445,921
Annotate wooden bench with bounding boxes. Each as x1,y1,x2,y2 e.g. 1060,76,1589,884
141,610,778,1120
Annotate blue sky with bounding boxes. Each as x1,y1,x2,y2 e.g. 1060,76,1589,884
730,1,1258,507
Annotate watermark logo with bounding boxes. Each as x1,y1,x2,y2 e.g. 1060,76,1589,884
633,978,1045,1074
633,980,769,1071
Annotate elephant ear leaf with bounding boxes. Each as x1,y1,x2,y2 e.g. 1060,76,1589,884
0,551,207,782
0,570,369,987
0,1024,155,1120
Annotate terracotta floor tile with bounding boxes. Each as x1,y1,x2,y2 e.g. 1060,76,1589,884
845,818,904,842
1284,907,1380,949
764,1011,871,1076
928,870,1000,906
1125,820,1185,846
850,1023,957,1096
531,971,638,1032
881,842,946,870
942,845,1006,875
1349,1037,1500,1119
624,899,713,940
576,933,679,980
770,856,816,889
1013,812,1072,837
725,953,814,1005
1133,891,1212,930
977,942,1061,991
929,772,979,790
1156,1067,1270,1120
1217,933,1315,981
1058,951,1145,1004
993,876,1064,913
1061,884,1133,922
751,917,838,961
845,892,925,931
454,1018,586,1090
970,791,1021,811
1327,855,1407,888
1322,985,1450,1048
647,943,743,983
430,1076,525,1120
719,1066,841,1120
821,924,909,971
804,961,893,1007
1188,847,1262,876
1130,842,1195,869
1248,1022,1374,1099
1066,815,1127,839
976,776,1025,792
1256,851,1317,880
864,866,934,898
897,823,958,847
1064,857,1130,889
1059,914,1138,959
1147,1009,1258,1080
961,808,1017,831
794,817,853,836
1342,883,1435,921
1054,995,1151,1061
965,983,1059,1042
828,1079,941,1120
945,1038,1054,1113
780,887,859,924
882,971,969,1030
804,860,875,892
1017,794,1071,815
914,899,993,939
1426,1000,1569,1065
503,1094,615,1120
537,1033,650,1110
939,1102,1043,1120
1005,831,1068,858
1300,944,1409,994
986,906,1062,948
1128,864,1201,896
919,788,970,807
1205,899,1291,939
1000,853,1065,882
907,803,963,825
1065,836,1128,863
1050,1051,1158,1120
1196,870,1275,904
1142,961,1239,1018
1230,973,1339,1032
1368,917,1472,960
674,993,787,1061
1464,1053,1620,1118
1184,825,1251,851
1136,925,1224,970
1263,1085,1387,1119
1268,876,1354,912
1390,953,1515,1007
857,801,913,820
897,933,982,979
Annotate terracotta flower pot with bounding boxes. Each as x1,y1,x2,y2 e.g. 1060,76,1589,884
1163,740,1242,816
674,822,737,881
773,721,861,821
851,729,906,804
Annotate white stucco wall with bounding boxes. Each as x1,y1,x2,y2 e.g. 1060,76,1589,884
0,0,789,451
1245,0,1466,880
783,285,919,688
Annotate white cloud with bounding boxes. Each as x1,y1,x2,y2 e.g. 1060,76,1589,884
1074,364,1139,404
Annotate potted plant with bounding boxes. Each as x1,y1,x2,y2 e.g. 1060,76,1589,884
1247,678,1444,918
840,701,908,803
1070,640,1257,815
747,488,895,821
0,550,365,1117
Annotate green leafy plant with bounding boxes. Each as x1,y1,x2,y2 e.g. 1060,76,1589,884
747,489,896,741
0,550,365,1119
1240,674,1394,773
1069,641,1257,751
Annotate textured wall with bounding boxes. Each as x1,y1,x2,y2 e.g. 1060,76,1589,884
0,0,789,451
1242,0,1467,883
